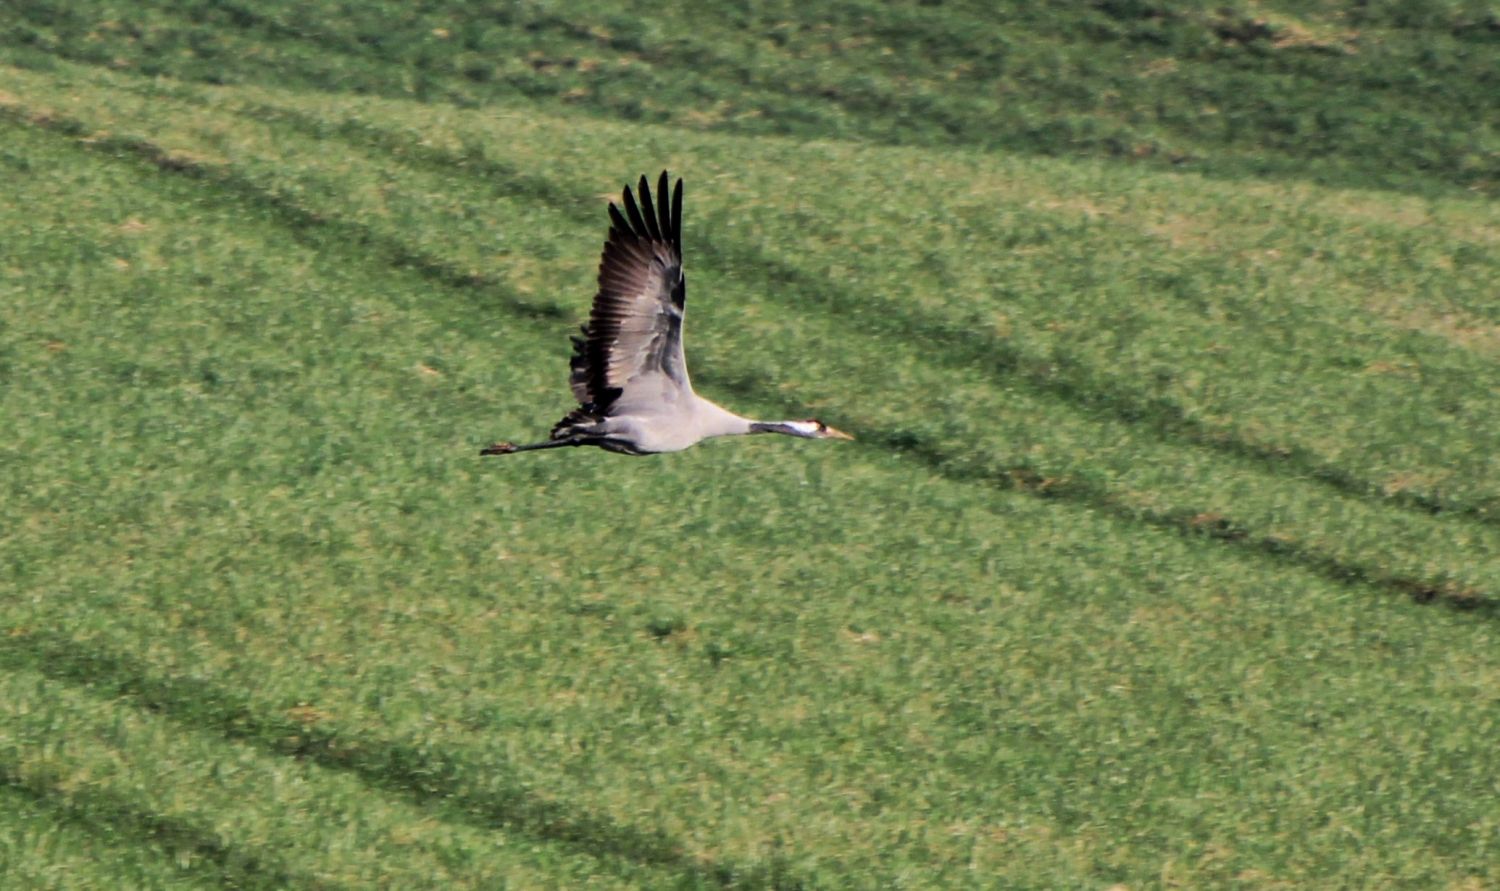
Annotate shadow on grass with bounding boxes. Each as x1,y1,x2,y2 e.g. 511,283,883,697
15,100,1494,617
847,422,1500,619
0,634,806,890
228,96,1500,532
0,102,569,328
0,762,335,890
10,3,1492,199
30,70,1489,533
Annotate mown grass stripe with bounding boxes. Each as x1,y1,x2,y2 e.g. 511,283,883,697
851,422,1498,616
0,632,805,889
0,763,336,891
9,91,1494,613
8,0,1495,196
113,81,1500,534
124,80,1500,531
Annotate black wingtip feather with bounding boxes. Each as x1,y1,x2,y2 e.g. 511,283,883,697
637,175,664,242
672,177,684,246
621,184,649,239
607,202,629,235
655,171,670,246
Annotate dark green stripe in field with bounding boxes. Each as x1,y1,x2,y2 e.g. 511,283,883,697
4,0,1497,196
0,634,791,888
2,10,1498,889
0,765,329,891
7,69,1497,605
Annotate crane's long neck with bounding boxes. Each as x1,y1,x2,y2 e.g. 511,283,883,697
689,399,756,438
749,420,815,437
691,402,815,439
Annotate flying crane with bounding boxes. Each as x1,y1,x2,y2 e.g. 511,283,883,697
482,172,852,457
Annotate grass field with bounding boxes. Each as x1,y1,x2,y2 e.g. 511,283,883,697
3,2,1499,887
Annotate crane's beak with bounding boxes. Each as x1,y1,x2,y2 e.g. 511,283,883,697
824,426,854,441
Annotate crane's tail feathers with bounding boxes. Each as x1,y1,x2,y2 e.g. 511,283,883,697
550,407,609,440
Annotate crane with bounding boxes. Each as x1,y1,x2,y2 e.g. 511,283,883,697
481,171,852,457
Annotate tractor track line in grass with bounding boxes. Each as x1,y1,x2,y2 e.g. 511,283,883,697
14,1,1497,198
0,104,570,329
11,102,1493,615
0,633,810,890
15,68,1494,531
191,92,1500,531
849,422,1499,618
0,762,337,891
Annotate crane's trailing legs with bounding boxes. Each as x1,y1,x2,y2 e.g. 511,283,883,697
480,435,640,455
480,440,557,455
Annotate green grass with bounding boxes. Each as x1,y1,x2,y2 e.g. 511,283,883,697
4,0,1497,196
3,2,1499,887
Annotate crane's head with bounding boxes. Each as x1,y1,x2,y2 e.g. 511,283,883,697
787,419,854,440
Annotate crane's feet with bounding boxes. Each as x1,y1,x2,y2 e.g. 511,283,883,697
480,441,517,456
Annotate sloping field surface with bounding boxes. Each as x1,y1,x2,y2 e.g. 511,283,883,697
2,3,1498,887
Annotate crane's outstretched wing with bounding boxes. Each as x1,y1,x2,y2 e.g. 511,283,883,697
567,171,687,417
